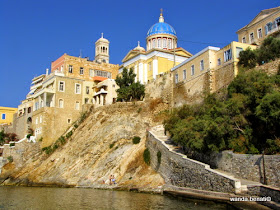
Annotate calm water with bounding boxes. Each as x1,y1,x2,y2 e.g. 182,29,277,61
0,186,229,210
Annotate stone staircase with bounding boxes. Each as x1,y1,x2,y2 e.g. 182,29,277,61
150,125,264,195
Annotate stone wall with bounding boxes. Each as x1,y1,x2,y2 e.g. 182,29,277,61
214,151,280,188
247,185,280,203
144,73,173,105
1,137,41,168
184,149,280,188
146,126,241,193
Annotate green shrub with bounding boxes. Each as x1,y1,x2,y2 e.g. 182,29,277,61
157,151,161,164
38,137,43,142
132,136,141,144
109,143,115,149
74,124,78,128
137,108,142,113
9,142,15,147
7,156,13,163
66,131,73,139
143,148,150,165
42,146,53,155
26,134,32,139
59,136,66,145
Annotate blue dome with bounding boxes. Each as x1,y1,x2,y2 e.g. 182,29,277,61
147,22,176,37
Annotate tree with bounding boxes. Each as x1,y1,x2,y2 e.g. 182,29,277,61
115,68,145,101
238,47,257,68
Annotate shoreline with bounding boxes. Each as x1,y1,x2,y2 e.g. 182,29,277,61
1,180,279,209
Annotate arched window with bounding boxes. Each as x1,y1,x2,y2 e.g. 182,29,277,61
168,39,172,49
75,101,80,110
59,99,64,108
163,38,167,48
157,38,161,48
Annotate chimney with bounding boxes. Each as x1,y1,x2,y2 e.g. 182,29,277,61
46,68,49,76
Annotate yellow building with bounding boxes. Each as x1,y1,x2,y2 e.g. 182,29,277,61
0,106,17,125
120,11,192,83
237,6,280,45
171,41,256,106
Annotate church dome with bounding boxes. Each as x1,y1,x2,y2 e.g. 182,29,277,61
147,11,176,37
133,41,145,52
147,22,176,37
96,33,109,43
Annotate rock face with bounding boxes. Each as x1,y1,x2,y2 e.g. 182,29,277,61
0,102,165,190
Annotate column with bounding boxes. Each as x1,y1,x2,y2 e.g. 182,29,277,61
144,63,148,84
152,58,158,80
134,64,138,82
139,62,143,84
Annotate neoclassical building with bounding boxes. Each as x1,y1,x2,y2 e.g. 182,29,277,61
120,11,192,83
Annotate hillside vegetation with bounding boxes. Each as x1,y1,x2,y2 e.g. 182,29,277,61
164,40,280,154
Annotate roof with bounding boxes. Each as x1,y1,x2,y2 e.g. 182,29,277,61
237,6,280,33
147,22,176,37
171,46,220,71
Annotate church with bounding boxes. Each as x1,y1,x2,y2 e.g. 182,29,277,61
119,10,192,83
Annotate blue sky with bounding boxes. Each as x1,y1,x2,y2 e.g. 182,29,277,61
0,0,279,107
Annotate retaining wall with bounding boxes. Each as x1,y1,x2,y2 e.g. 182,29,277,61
146,127,241,194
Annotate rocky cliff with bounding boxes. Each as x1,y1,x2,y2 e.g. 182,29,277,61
0,101,167,191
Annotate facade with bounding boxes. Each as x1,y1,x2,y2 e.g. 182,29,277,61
171,41,256,107
93,79,119,107
0,107,17,125
120,11,192,83
10,35,119,147
237,6,280,45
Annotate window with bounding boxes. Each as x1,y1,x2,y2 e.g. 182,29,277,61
59,99,64,108
75,101,80,110
94,70,111,78
89,69,94,77
242,37,246,43
257,28,262,38
163,38,167,48
58,81,65,92
168,39,172,49
200,60,204,71
191,65,195,76
69,65,73,73
276,17,280,27
67,119,72,124
265,22,273,35
75,84,81,94
80,67,84,75
86,86,90,94
1,113,6,120
183,69,186,80
157,38,161,48
250,33,254,43
175,73,179,84
152,39,156,48
236,47,243,58
217,58,221,66
85,98,89,104
224,49,232,62
27,107,32,113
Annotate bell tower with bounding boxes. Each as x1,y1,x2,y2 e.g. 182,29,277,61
95,33,109,63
